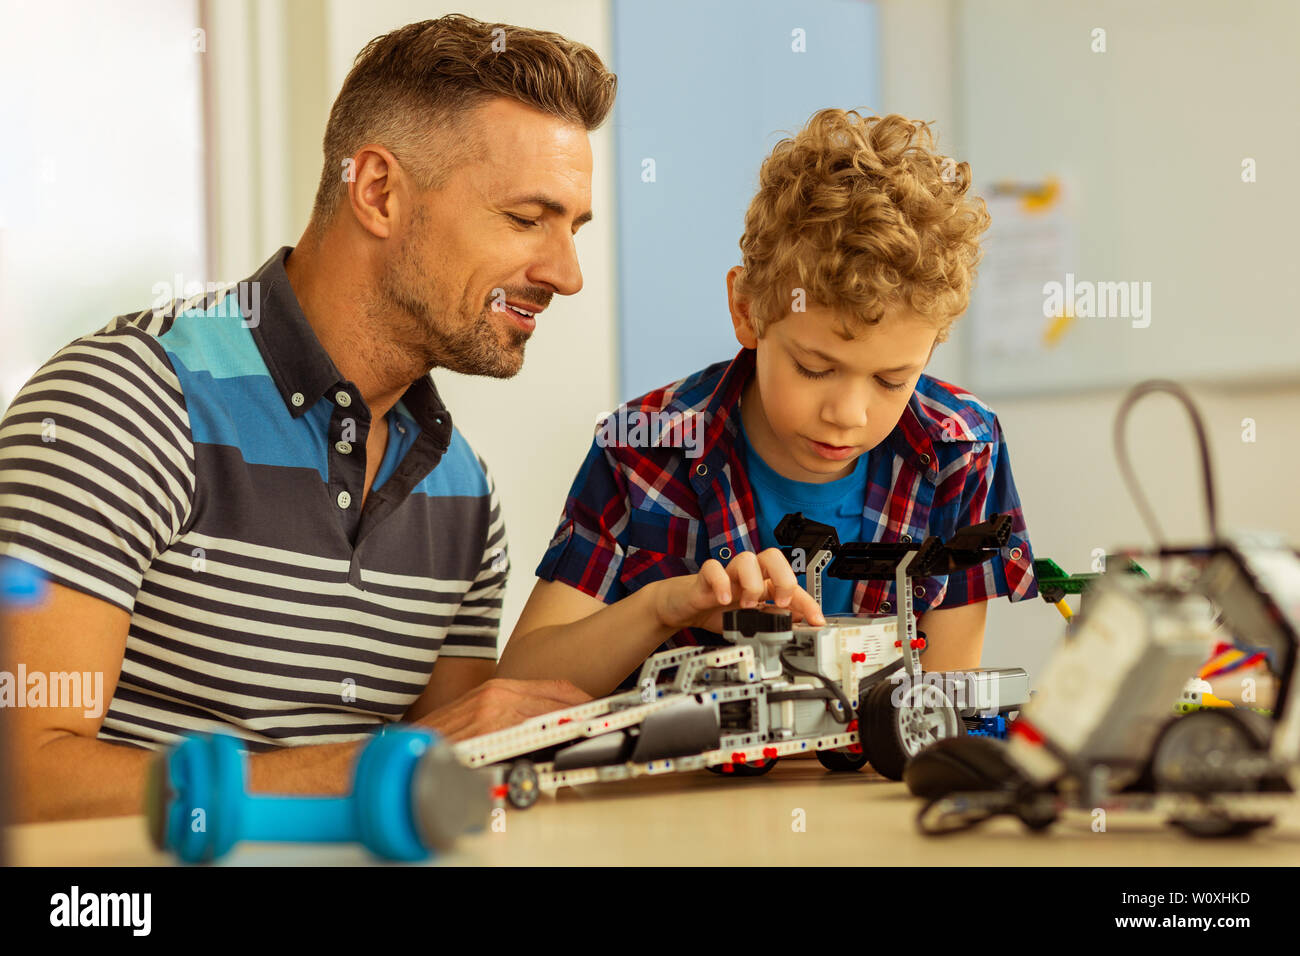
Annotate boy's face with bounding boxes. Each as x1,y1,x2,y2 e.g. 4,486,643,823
727,267,938,483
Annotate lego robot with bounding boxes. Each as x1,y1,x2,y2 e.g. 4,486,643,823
907,380,1300,838
456,512,1032,808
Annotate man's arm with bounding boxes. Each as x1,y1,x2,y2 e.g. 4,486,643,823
2,582,377,821
4,584,588,821
915,600,988,671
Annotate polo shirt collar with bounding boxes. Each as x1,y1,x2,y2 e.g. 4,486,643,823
241,246,453,451
246,246,345,419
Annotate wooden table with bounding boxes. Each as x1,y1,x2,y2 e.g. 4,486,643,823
10,759,1300,866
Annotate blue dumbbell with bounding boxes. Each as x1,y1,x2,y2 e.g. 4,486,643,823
0,558,46,607
145,727,488,863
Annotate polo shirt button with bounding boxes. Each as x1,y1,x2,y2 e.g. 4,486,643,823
880,601,892,612
695,463,708,477
335,441,352,455
335,390,352,407
290,392,305,407
337,491,352,509
718,547,732,560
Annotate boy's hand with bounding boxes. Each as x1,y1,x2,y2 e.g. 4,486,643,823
652,548,826,634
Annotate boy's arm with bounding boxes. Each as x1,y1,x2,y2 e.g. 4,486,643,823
497,551,826,698
496,579,675,697
915,600,988,671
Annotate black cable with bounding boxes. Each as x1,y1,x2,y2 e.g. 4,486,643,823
778,645,855,724
1112,379,1219,553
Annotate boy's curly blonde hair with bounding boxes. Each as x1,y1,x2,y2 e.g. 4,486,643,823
734,109,990,343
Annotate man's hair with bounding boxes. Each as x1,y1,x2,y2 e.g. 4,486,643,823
734,110,990,343
309,14,617,230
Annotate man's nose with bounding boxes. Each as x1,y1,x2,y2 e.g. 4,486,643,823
530,231,584,296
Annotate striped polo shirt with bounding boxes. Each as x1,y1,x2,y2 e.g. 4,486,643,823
0,246,505,752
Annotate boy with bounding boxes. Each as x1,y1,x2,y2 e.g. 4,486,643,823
497,109,1039,696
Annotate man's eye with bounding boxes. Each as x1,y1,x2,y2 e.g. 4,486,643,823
508,214,540,228
877,378,908,392
793,361,832,380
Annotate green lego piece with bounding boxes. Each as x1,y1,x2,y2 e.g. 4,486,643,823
1034,556,1149,603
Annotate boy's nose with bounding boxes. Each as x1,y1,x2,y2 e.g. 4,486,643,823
823,381,870,430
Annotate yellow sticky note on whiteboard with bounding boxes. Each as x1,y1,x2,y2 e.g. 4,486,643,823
1043,309,1075,347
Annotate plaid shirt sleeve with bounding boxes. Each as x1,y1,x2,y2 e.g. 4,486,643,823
933,414,1039,609
535,436,635,603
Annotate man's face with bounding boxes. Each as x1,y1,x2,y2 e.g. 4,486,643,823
374,97,594,378
739,299,939,483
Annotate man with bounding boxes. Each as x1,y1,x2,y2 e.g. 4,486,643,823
0,15,616,821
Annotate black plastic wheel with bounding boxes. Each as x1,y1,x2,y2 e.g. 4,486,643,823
864,678,965,781
707,757,779,777
816,747,869,772
504,759,540,809
1167,816,1274,839
1151,708,1281,838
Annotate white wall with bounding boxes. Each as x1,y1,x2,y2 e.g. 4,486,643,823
879,0,1300,682
1,0,207,407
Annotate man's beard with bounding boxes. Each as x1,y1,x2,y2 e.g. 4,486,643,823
373,214,530,380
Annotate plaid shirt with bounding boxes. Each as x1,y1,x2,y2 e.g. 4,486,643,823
537,348,1038,666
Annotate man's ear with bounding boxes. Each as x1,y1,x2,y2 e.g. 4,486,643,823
726,266,759,349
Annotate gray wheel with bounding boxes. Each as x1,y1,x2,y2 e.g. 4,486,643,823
505,760,540,810
866,679,965,781
1152,710,1277,838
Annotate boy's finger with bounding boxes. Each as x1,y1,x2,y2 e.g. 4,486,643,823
757,548,798,606
699,559,732,605
727,551,765,606
788,587,826,626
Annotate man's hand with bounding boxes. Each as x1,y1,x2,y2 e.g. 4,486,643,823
652,548,826,635
414,677,592,742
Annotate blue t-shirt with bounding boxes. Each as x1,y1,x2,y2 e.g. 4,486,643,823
738,420,869,615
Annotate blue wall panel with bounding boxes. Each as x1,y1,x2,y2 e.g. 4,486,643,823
612,0,880,400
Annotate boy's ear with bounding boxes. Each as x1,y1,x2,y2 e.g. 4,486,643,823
726,266,760,349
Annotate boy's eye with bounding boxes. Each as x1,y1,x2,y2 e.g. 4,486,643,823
508,214,540,228
793,359,906,392
793,361,832,380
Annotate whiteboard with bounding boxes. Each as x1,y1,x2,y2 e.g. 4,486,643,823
955,0,1300,397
